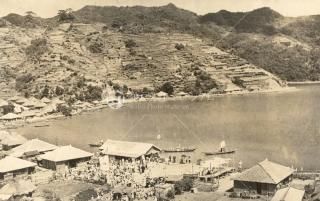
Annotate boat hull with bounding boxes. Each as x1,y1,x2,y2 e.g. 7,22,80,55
162,148,196,153
203,150,236,155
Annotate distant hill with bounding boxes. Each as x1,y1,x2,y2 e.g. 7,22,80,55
72,4,199,33
200,7,283,35
3,13,45,28
2,4,320,81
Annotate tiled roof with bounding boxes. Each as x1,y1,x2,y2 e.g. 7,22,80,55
234,159,294,184
101,139,161,158
0,156,36,173
10,138,58,158
41,145,93,162
271,187,305,201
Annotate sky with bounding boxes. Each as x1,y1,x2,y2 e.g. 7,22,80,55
1,0,320,18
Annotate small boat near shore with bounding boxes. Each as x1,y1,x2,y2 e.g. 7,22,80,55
34,124,50,128
162,143,196,153
203,150,236,155
88,140,104,147
203,140,236,155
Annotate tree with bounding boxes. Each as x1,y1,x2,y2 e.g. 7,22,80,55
25,11,36,22
58,8,75,22
41,85,50,98
16,73,34,91
55,86,64,96
2,103,14,115
160,82,174,95
166,190,175,199
174,178,194,193
57,104,72,117
85,85,103,101
25,38,48,61
124,39,137,48
175,43,185,50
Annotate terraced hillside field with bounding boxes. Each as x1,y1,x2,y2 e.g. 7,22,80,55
0,22,286,100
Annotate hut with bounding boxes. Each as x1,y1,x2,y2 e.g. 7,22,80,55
0,113,21,121
15,98,28,105
0,179,36,200
22,100,36,108
8,96,20,102
0,99,8,107
100,139,161,162
41,97,51,104
0,156,36,180
233,159,294,195
271,187,305,201
176,92,188,97
9,138,58,158
21,110,37,119
40,145,93,171
33,102,47,109
1,134,27,150
156,91,168,98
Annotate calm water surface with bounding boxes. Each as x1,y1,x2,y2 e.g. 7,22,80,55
16,85,320,170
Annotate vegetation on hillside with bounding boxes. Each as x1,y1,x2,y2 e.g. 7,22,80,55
3,4,320,81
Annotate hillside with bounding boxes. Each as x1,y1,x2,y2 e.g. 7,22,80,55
0,21,285,101
200,7,320,81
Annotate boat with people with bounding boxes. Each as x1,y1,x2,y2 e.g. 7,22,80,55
203,140,236,155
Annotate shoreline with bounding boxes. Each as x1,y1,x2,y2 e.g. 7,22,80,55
288,81,320,85
0,86,298,130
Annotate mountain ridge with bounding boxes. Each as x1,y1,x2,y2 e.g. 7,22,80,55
1,4,320,82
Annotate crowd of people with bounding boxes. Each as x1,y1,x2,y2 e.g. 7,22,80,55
103,158,161,200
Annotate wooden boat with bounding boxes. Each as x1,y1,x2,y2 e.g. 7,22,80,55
34,124,50,128
162,147,196,153
203,150,236,156
88,141,104,147
203,140,236,155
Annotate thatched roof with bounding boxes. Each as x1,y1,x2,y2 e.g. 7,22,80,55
0,113,21,120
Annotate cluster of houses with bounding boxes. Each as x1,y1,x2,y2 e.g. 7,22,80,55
0,133,309,201
0,96,64,122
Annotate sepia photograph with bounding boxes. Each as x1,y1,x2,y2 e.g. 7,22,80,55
0,0,319,200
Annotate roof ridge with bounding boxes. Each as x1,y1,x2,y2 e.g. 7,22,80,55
258,160,276,183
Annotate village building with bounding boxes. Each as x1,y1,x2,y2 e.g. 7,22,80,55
1,134,27,151
40,145,93,172
156,91,168,98
233,159,294,195
100,139,161,162
0,113,22,121
0,156,36,180
0,179,36,200
9,138,58,159
271,187,305,201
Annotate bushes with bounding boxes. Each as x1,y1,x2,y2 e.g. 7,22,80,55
25,38,48,60
88,41,104,53
55,86,64,96
124,39,137,48
166,190,175,199
57,104,72,116
175,43,185,50
15,73,34,91
160,82,174,95
85,85,103,101
174,178,194,194
2,103,14,115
